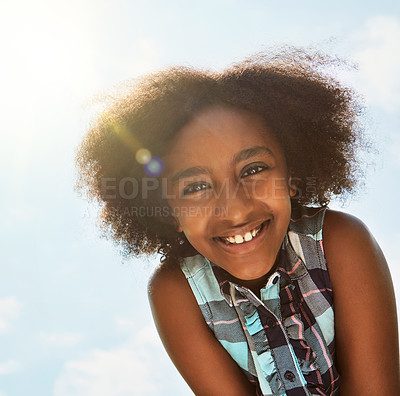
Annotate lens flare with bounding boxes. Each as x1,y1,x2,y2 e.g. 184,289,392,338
136,148,151,164
143,156,164,177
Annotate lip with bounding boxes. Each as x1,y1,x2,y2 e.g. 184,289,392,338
215,220,268,239
213,220,270,255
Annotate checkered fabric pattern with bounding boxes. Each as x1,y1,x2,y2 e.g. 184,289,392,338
180,205,341,395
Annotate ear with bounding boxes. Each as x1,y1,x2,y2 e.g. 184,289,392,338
288,176,298,198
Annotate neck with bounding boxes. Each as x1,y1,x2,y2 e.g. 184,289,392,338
227,251,281,297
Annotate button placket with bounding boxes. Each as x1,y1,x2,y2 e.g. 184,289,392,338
254,283,309,393
233,279,309,394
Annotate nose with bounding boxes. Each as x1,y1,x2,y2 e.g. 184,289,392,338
214,180,255,226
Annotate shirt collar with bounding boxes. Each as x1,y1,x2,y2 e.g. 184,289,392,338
209,231,308,305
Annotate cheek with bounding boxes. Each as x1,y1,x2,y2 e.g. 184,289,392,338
172,209,209,237
249,177,291,201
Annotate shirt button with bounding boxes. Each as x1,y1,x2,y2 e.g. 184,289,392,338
284,371,296,382
266,317,275,327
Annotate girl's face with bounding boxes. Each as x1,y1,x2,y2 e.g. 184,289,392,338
163,106,296,280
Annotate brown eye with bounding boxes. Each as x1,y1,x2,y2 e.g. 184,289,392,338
241,164,269,178
182,182,211,196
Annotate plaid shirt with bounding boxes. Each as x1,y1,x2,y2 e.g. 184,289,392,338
180,206,340,395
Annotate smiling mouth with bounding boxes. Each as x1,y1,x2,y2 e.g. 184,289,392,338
216,221,269,245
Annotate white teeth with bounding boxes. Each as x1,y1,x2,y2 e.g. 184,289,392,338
235,235,244,244
221,223,264,245
244,232,252,241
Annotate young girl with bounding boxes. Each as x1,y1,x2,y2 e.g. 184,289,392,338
75,49,400,395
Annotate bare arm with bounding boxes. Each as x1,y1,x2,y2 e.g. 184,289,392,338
323,209,400,395
148,260,256,395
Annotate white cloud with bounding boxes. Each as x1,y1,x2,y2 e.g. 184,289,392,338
39,332,83,347
115,319,160,348
352,15,400,111
0,297,22,333
54,346,155,396
115,317,138,333
135,325,162,347
53,322,189,396
0,359,21,376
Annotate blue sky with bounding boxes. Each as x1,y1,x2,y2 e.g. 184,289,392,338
1,0,399,395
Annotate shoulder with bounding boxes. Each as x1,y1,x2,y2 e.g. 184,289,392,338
148,258,183,293
322,208,391,283
148,258,194,311
322,208,392,308
323,208,372,241
322,209,400,394
147,258,256,395
147,257,217,362
147,258,206,386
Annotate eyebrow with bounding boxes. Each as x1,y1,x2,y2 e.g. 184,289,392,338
232,146,274,164
170,146,274,185
171,166,211,185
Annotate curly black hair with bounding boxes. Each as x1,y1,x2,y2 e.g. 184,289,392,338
75,47,366,261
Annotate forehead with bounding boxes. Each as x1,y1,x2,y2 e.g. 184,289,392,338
164,106,283,164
